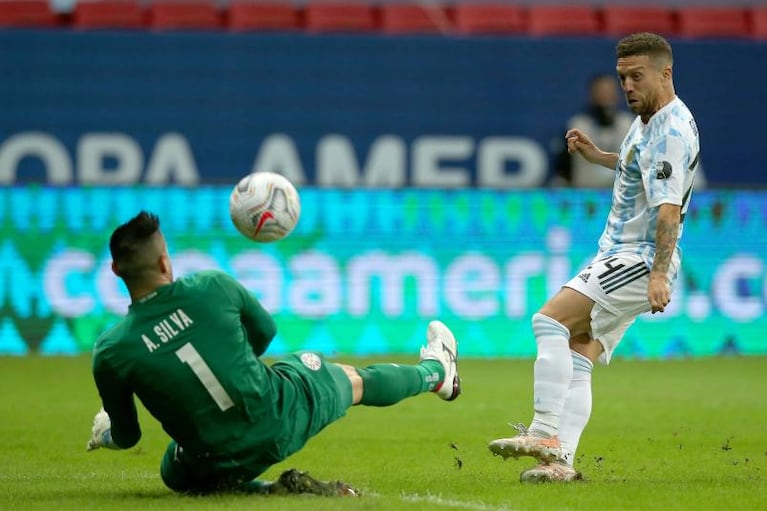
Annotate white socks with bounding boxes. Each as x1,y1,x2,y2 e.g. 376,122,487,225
529,313,572,437
558,350,593,466
527,313,595,467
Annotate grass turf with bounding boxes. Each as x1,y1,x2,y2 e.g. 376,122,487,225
1,355,765,511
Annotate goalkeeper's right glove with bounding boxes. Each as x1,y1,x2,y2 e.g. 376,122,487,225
86,408,119,451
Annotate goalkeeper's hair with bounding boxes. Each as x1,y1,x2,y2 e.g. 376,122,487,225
616,32,673,69
109,211,162,281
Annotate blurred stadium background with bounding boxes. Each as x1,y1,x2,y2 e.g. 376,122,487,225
1,0,766,360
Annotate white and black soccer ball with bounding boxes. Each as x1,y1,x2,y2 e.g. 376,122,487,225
229,172,301,242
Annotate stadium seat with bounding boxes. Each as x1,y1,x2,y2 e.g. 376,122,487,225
602,6,676,37
527,5,600,36
304,2,377,33
751,8,767,39
227,1,300,32
0,0,58,28
147,0,222,30
73,0,144,30
677,7,749,38
453,4,526,36
380,4,450,35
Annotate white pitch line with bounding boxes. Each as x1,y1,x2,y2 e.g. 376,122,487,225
399,492,518,511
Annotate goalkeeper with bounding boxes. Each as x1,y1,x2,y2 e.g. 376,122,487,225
87,211,461,495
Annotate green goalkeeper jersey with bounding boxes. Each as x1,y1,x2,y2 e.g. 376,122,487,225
93,270,296,461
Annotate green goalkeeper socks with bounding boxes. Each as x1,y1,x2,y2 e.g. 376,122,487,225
357,361,445,406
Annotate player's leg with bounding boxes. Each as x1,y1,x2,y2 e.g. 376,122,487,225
521,336,598,482
489,287,594,463
337,320,461,406
556,340,596,467
516,334,604,482
160,440,211,493
521,254,653,481
160,440,258,494
259,321,459,491
554,317,638,471
531,289,595,437
160,438,357,496
266,337,453,462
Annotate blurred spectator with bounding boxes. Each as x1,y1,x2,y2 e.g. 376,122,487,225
551,74,634,188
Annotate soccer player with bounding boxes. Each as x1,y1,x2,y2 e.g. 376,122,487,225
488,32,700,483
86,211,461,495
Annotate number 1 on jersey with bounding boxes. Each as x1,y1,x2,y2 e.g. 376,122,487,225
176,343,235,411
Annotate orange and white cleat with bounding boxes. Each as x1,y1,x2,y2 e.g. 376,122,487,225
519,461,582,483
488,423,564,463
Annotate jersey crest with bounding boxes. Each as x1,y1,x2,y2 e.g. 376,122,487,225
300,352,322,371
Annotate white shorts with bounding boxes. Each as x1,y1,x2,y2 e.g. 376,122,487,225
564,252,676,365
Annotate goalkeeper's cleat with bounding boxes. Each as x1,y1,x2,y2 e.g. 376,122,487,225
269,469,359,497
419,320,461,401
488,423,563,463
519,462,583,483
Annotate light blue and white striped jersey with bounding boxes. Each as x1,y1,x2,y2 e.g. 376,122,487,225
597,96,700,272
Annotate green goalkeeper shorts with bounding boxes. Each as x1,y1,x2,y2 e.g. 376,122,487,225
271,351,354,438
160,351,353,493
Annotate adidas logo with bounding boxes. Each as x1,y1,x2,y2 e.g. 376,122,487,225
578,272,590,283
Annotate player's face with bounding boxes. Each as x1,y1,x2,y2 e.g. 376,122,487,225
616,55,666,119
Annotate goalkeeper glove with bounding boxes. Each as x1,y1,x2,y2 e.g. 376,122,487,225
86,408,119,451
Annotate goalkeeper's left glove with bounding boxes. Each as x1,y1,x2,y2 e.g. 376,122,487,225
86,408,119,451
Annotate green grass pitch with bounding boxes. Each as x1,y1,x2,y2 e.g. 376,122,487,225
1,355,765,511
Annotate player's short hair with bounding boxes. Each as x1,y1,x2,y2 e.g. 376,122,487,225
616,32,673,68
109,211,162,281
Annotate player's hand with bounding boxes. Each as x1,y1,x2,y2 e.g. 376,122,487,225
86,407,117,451
648,275,671,314
565,129,601,162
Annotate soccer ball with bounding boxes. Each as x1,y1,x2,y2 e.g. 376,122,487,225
229,172,301,242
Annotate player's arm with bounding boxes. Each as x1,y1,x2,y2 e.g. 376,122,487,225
645,130,689,314
215,272,277,356
90,358,141,450
565,128,620,170
238,285,277,356
648,203,680,314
